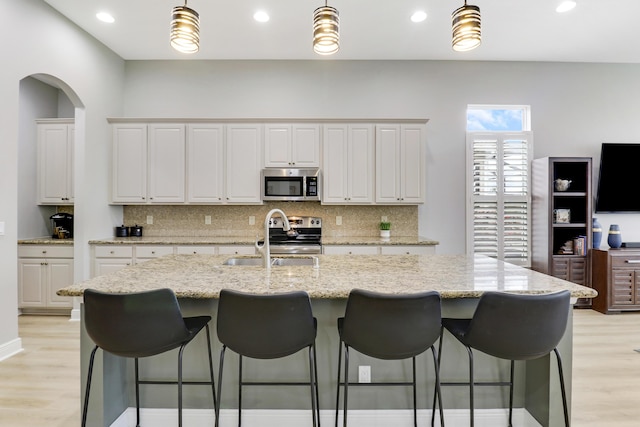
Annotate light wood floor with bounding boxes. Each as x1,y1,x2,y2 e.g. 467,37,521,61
0,310,638,426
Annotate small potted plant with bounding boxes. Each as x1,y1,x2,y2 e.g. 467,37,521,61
379,221,391,239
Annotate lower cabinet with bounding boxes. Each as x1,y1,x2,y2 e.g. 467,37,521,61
93,245,134,277
592,248,640,314
323,245,435,255
18,245,73,310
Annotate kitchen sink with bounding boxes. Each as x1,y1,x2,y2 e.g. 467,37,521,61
223,256,318,267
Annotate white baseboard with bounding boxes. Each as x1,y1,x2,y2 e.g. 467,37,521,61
69,307,80,322
110,408,542,427
0,338,23,362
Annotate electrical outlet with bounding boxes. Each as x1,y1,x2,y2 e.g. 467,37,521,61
336,216,342,226
359,366,371,383
146,215,153,225
381,216,388,222
205,215,212,225
249,216,255,225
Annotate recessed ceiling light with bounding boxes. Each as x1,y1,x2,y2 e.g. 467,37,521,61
411,11,427,23
253,11,270,23
556,1,577,13
96,12,115,23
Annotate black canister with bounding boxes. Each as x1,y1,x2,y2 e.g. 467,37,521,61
129,225,143,237
115,225,129,237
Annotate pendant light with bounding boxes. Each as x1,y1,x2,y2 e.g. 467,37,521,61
313,1,340,55
170,1,200,54
452,1,481,52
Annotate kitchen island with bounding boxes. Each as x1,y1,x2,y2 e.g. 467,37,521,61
59,254,596,427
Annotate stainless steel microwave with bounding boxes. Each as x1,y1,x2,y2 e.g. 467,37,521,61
261,168,321,201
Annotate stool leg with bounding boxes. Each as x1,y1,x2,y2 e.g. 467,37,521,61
308,345,318,427
215,345,227,427
178,345,187,427
238,354,243,427
430,346,445,427
508,360,515,427
81,345,99,427
335,340,343,427
553,348,571,427
135,358,141,427
343,346,350,427
313,342,321,427
432,326,445,427
205,324,217,413
467,347,474,427
412,356,417,427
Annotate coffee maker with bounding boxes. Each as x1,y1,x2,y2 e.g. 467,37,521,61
50,213,73,239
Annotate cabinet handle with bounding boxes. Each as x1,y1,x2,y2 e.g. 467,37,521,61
110,250,115,254
42,250,47,254
193,251,197,254
626,260,640,264
151,251,156,254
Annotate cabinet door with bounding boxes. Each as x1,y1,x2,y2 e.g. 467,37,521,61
176,246,217,255
47,258,74,307
322,124,373,204
18,259,45,307
38,123,73,204
380,246,434,255
375,124,426,204
186,124,225,203
400,125,426,203
348,125,374,203
291,124,320,167
148,124,185,203
226,124,262,203
264,124,292,167
112,124,147,203
218,245,255,255
93,258,132,277
611,268,634,306
376,125,402,203
322,125,349,203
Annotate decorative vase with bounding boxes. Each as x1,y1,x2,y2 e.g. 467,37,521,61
592,218,602,249
608,224,622,249
380,230,390,239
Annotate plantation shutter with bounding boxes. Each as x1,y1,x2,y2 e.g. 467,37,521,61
467,132,532,267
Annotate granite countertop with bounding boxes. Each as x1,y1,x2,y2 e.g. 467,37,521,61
88,235,439,246
58,253,597,300
18,238,74,245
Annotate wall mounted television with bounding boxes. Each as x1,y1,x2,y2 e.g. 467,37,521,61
595,143,640,213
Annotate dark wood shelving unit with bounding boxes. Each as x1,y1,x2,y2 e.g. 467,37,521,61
532,157,593,307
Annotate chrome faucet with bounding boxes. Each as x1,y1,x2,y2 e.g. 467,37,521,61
255,208,290,268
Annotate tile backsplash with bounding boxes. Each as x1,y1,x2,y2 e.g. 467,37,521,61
123,203,418,237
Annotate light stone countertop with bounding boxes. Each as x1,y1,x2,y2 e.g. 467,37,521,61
58,253,597,300
18,238,73,245
87,235,438,246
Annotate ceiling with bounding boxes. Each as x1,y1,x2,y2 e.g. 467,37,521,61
43,0,638,63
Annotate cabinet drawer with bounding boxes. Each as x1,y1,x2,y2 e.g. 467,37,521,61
176,246,216,255
380,246,434,255
323,245,379,255
611,255,640,268
136,246,174,258
19,245,73,258
218,246,255,255
94,245,134,258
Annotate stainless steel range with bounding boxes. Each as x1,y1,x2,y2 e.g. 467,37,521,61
263,216,322,254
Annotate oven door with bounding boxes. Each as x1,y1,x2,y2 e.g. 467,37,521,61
263,175,305,200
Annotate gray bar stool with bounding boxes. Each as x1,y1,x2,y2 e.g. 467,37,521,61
82,288,216,427
335,288,444,427
436,290,571,427
215,289,320,427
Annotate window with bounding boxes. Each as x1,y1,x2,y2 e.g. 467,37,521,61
466,106,533,267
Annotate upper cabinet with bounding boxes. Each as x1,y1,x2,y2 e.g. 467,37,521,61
322,124,374,204
111,123,185,204
225,124,263,203
186,124,225,203
375,124,426,204
37,119,74,205
264,124,320,167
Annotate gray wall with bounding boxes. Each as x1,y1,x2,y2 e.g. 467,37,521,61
122,60,640,254
0,0,125,350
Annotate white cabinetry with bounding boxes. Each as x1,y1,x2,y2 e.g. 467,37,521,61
323,245,379,255
375,124,426,204
322,124,374,204
37,120,74,205
93,245,134,277
380,245,435,255
18,245,73,309
225,124,262,203
324,245,435,255
111,123,185,204
187,124,225,203
264,124,320,167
